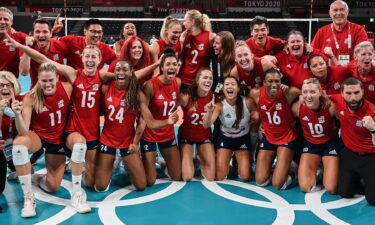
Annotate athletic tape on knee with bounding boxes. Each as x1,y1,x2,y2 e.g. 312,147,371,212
71,143,87,163
12,145,29,166
94,180,111,193
281,175,292,190
257,177,271,187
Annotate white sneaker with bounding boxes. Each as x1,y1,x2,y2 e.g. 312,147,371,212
21,192,36,218
71,192,91,213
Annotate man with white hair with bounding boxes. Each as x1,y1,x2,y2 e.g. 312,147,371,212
0,7,27,77
312,0,368,66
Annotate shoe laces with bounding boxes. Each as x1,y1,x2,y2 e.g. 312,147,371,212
24,192,35,208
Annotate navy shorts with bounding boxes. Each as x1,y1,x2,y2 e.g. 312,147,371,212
302,137,342,157
215,132,250,151
178,136,212,146
87,139,99,151
259,134,298,151
41,139,66,155
140,139,177,154
99,143,132,157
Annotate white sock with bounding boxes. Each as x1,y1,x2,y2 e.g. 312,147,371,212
40,175,52,192
18,174,32,195
281,175,292,190
72,175,82,194
310,184,321,192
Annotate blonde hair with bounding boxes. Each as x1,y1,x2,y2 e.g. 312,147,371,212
0,7,13,21
30,63,57,113
0,71,20,96
83,45,102,59
235,40,250,49
160,16,181,40
303,78,322,90
186,10,212,32
354,41,374,55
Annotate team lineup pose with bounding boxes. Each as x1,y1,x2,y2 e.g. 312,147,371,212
0,0,375,217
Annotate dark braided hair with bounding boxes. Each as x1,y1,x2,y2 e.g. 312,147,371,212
116,59,140,111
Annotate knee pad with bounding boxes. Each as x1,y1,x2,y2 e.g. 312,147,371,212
94,180,111,192
257,177,271,187
71,143,87,164
12,145,29,166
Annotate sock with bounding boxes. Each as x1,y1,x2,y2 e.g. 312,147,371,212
72,175,82,194
39,175,52,192
281,175,292,190
18,174,32,195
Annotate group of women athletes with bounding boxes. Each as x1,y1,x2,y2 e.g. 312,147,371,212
0,5,374,218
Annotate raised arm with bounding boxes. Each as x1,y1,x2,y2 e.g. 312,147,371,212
12,93,32,135
202,95,222,128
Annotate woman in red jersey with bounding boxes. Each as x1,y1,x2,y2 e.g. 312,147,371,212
140,48,182,186
250,68,300,190
292,78,341,194
203,76,257,181
0,71,21,194
307,54,350,95
178,67,215,181
150,16,182,76
179,9,215,90
95,59,179,192
113,22,137,54
10,63,72,218
5,33,114,214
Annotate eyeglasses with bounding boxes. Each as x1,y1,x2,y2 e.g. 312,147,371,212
0,83,13,89
89,29,103,34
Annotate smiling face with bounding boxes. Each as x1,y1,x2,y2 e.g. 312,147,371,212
197,69,213,93
355,46,373,71
302,82,321,109
166,23,182,45
38,70,58,96
251,23,269,47
309,56,328,80
123,23,136,39
130,40,143,62
235,45,254,72
223,77,240,101
0,11,12,34
33,23,51,50
287,34,304,58
82,48,100,75
84,24,103,45
114,61,133,89
0,77,13,101
264,72,281,98
161,56,178,81
183,14,193,31
213,35,222,56
329,1,348,28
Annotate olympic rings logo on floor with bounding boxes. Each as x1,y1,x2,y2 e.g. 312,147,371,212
32,168,364,225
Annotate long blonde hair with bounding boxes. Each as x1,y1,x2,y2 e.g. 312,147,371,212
186,10,212,32
30,63,57,113
160,16,181,41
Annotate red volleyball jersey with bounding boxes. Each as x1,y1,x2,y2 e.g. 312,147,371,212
179,92,212,142
275,49,324,89
331,94,375,153
246,36,286,58
59,35,117,69
156,39,182,58
179,31,211,86
258,87,297,144
100,81,138,148
30,82,70,144
298,104,338,144
312,22,368,61
28,39,69,88
0,31,27,77
66,69,102,141
236,57,264,89
142,77,178,142
349,65,375,104
320,65,351,95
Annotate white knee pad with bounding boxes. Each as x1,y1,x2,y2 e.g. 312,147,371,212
257,177,271,187
71,143,87,164
94,180,111,192
12,145,30,166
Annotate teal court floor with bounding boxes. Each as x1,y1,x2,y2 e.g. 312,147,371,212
0,76,374,225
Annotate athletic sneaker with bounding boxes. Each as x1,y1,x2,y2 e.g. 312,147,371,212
71,192,91,213
21,192,36,218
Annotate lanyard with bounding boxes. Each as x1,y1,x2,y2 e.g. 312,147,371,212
331,23,352,54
